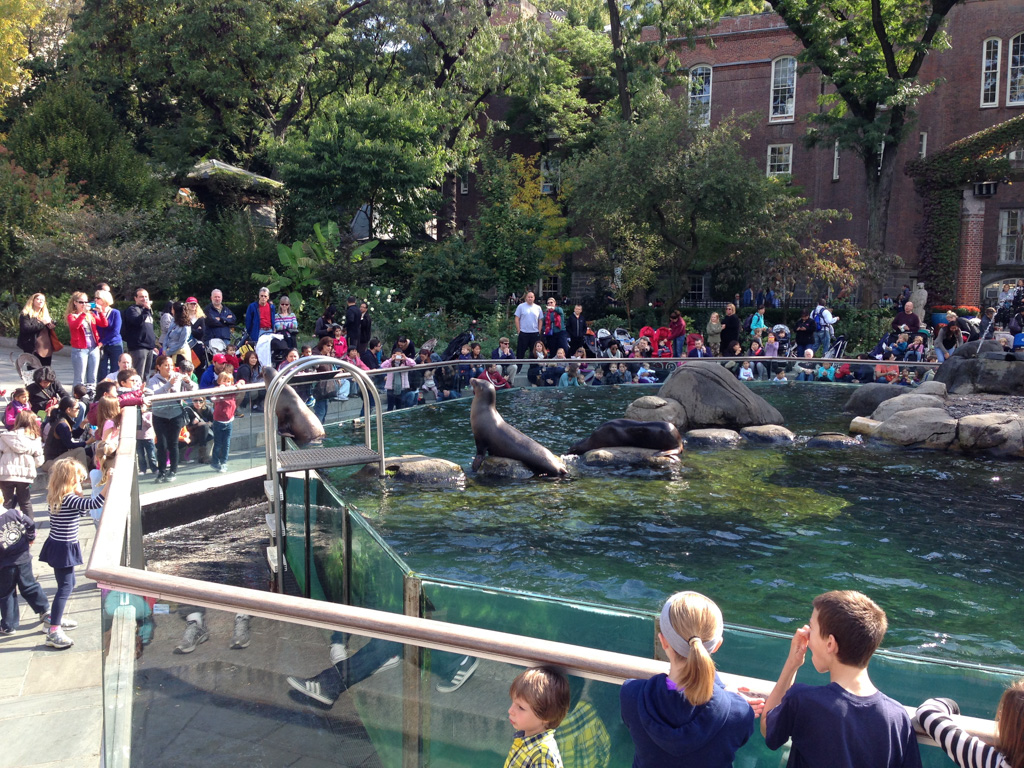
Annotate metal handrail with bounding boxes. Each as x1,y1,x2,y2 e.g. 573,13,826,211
86,407,998,749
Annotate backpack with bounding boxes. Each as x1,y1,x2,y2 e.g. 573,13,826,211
742,314,754,334
811,306,826,331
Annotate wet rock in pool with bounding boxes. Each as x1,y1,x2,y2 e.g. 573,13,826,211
740,425,796,444
581,446,680,468
684,428,742,447
806,432,861,449
473,456,539,479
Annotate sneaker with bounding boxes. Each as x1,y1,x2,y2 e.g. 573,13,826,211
217,466,228,474
155,472,166,483
210,463,221,472
371,655,401,676
165,472,176,482
40,613,77,630
230,614,250,649
435,656,479,693
174,618,210,654
0,626,13,635
287,675,336,705
46,628,74,649
329,642,352,665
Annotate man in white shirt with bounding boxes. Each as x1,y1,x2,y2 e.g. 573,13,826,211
514,291,543,360
811,298,839,356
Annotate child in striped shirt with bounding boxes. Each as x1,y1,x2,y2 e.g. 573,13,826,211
38,458,108,649
915,681,1023,768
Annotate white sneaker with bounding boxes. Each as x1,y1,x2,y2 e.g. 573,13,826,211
435,656,479,693
40,613,78,631
371,656,401,676
46,628,74,649
287,676,334,705
329,642,352,665
230,614,251,649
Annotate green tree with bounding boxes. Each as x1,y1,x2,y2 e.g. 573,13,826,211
276,94,451,241
764,0,960,260
6,82,162,206
0,0,44,110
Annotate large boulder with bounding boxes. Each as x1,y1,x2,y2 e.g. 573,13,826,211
915,381,947,397
474,456,537,480
842,383,905,416
935,341,1024,395
657,362,783,429
684,428,742,447
623,396,688,430
740,425,796,444
870,393,946,422
581,447,680,468
872,407,958,450
956,413,1024,456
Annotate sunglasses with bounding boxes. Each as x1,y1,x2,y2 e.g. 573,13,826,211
75,300,86,304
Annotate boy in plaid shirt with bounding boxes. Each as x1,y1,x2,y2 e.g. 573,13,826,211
504,666,570,768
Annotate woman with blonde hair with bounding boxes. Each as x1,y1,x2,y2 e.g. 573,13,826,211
621,591,760,766
18,293,57,366
94,289,123,381
66,292,107,389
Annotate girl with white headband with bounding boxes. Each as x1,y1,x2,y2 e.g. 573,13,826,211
620,591,762,767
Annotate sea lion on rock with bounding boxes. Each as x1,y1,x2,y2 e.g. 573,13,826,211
470,378,567,476
568,419,683,455
263,367,326,446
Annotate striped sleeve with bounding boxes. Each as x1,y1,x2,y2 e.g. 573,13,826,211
62,493,105,514
915,700,1007,768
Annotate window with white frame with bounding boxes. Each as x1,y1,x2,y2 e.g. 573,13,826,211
999,210,1024,263
688,274,706,303
918,132,928,159
540,275,561,298
832,141,840,181
770,56,797,121
540,157,560,195
767,144,793,176
689,65,712,126
983,38,1001,107
1010,33,1024,105
460,174,469,195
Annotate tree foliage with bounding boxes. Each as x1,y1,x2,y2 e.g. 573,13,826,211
0,0,45,110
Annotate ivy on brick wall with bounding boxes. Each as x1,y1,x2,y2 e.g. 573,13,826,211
907,114,1024,305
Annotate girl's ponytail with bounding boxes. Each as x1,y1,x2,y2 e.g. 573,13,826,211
661,591,724,707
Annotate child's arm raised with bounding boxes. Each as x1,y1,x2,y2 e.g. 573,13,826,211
760,624,809,737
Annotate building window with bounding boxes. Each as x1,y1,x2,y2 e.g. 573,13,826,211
832,141,840,181
540,275,561,298
540,157,560,195
767,144,793,176
999,210,1024,263
983,38,1001,107
689,65,712,126
460,174,469,195
1010,34,1024,105
688,274,706,303
918,132,928,159
770,56,797,122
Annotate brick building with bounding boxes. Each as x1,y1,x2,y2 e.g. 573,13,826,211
462,0,1024,306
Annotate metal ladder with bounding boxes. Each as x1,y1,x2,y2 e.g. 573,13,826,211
263,355,385,594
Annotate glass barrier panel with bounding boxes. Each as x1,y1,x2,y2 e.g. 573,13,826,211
100,592,409,768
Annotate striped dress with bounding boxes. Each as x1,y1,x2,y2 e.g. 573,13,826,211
38,492,104,569
916,699,1009,768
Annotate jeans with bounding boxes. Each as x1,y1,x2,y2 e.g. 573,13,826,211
129,348,155,382
813,330,830,356
153,413,185,475
137,439,158,473
71,346,101,387
672,337,686,357
386,389,405,411
211,421,232,469
50,565,75,626
400,390,419,408
0,481,32,517
0,560,50,631
98,343,124,380
313,398,329,425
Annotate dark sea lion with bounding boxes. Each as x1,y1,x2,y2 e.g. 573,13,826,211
470,378,567,476
568,419,683,456
263,367,326,446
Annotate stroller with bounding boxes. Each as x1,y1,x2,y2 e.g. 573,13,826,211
255,333,292,369
823,334,848,359
771,324,796,357
438,322,479,361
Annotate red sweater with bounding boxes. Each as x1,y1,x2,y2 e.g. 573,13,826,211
67,311,106,349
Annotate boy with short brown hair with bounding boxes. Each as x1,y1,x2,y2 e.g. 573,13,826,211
761,590,921,768
505,666,571,768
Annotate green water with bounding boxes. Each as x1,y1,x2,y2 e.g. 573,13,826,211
324,383,1024,671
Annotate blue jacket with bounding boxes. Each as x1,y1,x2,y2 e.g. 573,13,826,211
245,301,275,342
620,673,754,768
204,303,237,341
97,308,123,346
0,507,36,567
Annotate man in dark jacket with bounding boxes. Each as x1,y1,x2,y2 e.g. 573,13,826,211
204,289,237,346
344,296,361,353
123,288,157,380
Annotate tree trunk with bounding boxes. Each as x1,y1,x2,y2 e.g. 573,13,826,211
862,140,897,305
606,0,632,121
438,173,458,241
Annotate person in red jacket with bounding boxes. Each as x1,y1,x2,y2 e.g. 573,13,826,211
668,311,687,357
66,292,108,390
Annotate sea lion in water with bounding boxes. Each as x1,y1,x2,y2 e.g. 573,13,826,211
263,367,326,446
470,378,567,476
568,419,683,456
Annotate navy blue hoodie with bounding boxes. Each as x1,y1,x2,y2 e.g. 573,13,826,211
0,507,36,567
620,673,754,768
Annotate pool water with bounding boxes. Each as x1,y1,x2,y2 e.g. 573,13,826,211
324,383,1024,670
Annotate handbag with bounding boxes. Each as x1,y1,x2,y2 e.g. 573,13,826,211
47,327,64,352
